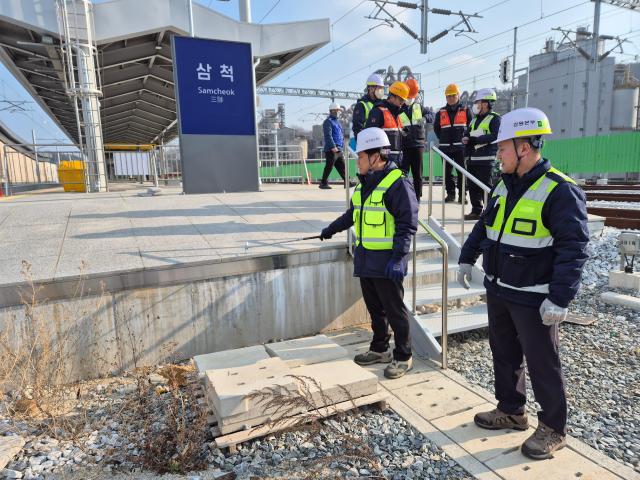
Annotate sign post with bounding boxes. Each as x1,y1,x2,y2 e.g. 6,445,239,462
172,36,259,194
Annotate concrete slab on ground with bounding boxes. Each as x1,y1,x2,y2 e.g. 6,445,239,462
194,345,270,376
205,357,295,418
290,358,378,406
265,334,349,367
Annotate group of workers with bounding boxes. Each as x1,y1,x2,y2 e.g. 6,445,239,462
319,73,589,461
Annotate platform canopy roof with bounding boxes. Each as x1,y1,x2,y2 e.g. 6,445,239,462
0,0,330,145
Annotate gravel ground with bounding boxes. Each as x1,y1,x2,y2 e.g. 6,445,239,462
1,370,472,480
447,227,640,473
587,200,640,210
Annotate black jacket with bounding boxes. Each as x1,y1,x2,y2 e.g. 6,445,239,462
352,94,378,138
459,159,589,308
400,103,435,149
323,163,418,278
365,100,403,153
433,103,472,152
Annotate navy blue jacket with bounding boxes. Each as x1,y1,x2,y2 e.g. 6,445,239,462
352,94,378,138
459,159,589,308
323,163,418,278
323,115,344,152
464,111,500,165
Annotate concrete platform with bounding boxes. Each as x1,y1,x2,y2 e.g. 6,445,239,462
0,183,605,287
194,345,270,376
326,327,640,480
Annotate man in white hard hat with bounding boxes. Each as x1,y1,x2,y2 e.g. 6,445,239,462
320,127,418,379
319,102,347,189
352,73,385,142
462,88,501,220
457,108,589,460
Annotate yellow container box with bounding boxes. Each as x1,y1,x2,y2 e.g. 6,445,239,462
57,161,86,192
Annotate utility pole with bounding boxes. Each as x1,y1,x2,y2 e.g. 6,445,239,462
32,130,41,184
511,27,518,110
593,0,602,135
420,0,428,54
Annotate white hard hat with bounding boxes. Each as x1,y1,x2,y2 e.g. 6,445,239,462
493,107,553,144
473,88,497,102
329,102,341,111
366,73,385,87
355,127,391,153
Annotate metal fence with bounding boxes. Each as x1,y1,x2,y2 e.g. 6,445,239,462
1,143,80,195
258,144,309,184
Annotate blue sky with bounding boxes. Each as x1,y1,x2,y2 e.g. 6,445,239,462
1,0,640,142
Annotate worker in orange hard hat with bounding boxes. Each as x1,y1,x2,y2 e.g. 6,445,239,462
434,83,472,204
398,78,435,200
364,81,409,166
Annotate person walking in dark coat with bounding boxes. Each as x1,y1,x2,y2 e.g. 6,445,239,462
319,102,346,189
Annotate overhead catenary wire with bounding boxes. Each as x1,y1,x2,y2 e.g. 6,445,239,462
258,0,281,24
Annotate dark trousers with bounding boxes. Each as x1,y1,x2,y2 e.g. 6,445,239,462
487,293,567,435
321,150,346,184
467,162,493,214
401,147,424,199
360,277,412,361
443,149,465,199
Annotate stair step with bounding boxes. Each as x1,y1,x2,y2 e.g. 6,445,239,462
417,304,488,337
406,281,485,306
407,258,458,276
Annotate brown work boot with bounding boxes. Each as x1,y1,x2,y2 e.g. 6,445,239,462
474,408,529,431
521,422,567,460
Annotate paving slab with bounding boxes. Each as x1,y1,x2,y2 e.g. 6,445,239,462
289,358,378,407
431,402,532,463
265,334,349,367
205,357,295,418
485,443,621,479
394,374,486,421
194,345,270,376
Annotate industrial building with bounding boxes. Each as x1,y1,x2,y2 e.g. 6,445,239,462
515,28,639,139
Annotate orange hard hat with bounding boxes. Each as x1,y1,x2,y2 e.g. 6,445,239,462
389,81,410,101
445,83,460,96
405,78,420,99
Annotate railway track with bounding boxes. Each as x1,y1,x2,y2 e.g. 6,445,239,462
584,188,640,229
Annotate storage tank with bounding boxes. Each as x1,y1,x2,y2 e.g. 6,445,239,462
611,87,639,130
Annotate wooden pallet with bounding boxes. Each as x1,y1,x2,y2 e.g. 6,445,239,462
212,390,389,453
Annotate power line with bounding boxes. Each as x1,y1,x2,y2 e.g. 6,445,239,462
258,0,281,23
332,0,368,27
412,1,589,69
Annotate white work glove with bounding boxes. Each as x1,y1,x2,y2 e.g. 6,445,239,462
539,298,568,326
457,263,473,289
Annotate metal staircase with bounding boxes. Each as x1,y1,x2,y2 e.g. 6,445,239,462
403,145,493,367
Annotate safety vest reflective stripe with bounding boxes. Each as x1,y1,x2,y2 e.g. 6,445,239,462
485,275,550,294
469,112,498,150
398,103,423,126
360,100,374,120
439,142,464,146
469,155,495,161
352,169,403,250
484,166,575,291
486,228,555,248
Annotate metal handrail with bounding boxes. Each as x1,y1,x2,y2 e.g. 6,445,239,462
411,218,449,369
428,142,492,244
